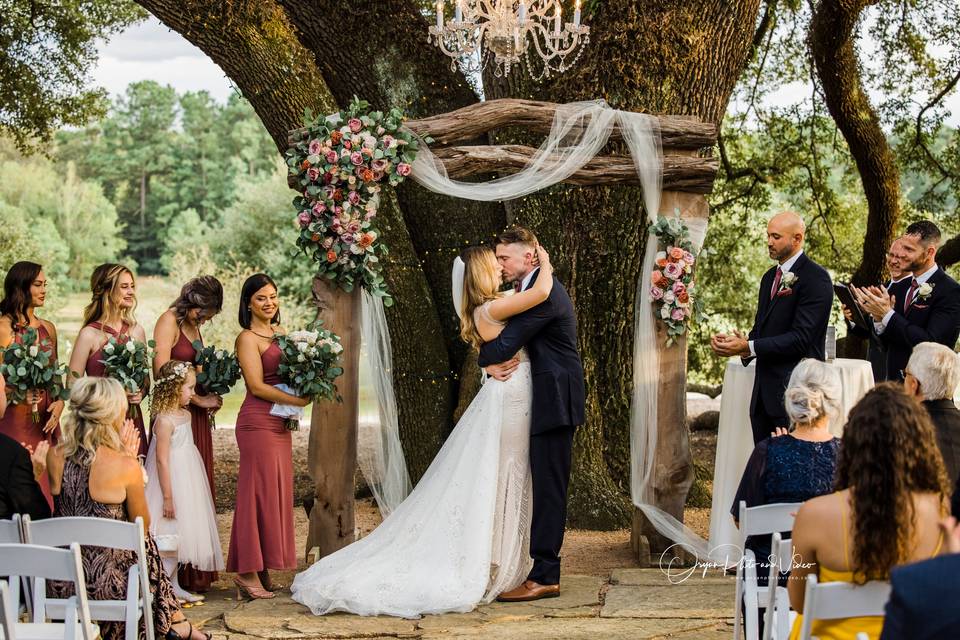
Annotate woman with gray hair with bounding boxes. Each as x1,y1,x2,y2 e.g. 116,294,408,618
731,359,843,597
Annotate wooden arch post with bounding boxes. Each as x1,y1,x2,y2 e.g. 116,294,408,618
288,99,718,563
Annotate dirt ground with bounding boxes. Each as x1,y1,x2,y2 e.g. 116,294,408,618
206,426,718,591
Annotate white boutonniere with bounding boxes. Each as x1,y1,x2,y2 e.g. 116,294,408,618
916,282,934,301
779,271,798,291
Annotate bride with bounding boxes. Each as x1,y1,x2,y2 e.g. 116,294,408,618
291,244,555,618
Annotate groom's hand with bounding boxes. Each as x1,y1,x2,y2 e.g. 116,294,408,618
485,358,520,381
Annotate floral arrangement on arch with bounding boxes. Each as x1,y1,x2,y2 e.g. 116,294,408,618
649,211,706,345
285,97,424,306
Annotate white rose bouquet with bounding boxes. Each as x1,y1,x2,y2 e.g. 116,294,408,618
273,325,344,430
0,327,70,423
100,337,155,419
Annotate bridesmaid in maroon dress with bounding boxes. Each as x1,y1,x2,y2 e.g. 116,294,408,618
68,264,149,459
227,274,307,599
0,262,67,506
153,275,224,593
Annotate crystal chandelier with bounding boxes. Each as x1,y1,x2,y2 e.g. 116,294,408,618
428,0,590,80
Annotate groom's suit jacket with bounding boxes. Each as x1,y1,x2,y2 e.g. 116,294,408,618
879,267,960,381
745,252,833,422
477,269,585,435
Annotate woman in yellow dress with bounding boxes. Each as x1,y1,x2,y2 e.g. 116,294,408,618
788,382,951,640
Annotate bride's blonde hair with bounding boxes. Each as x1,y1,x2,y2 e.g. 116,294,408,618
59,377,127,464
459,246,502,351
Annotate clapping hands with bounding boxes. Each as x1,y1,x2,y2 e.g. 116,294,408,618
120,419,141,458
849,285,894,322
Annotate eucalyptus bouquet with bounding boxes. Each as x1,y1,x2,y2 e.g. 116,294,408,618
192,342,242,428
100,337,156,419
274,326,344,430
0,327,69,423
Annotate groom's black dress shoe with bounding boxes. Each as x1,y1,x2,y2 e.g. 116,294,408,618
496,580,560,602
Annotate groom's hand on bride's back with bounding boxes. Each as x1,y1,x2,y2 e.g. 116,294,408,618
484,357,520,381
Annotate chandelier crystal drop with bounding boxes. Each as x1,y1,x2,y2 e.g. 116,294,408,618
428,0,590,81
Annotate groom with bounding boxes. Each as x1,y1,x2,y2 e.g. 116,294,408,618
478,226,585,602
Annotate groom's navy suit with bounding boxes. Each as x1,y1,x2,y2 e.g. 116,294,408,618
477,268,585,585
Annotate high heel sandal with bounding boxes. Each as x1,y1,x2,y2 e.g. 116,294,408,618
233,577,275,600
167,620,211,640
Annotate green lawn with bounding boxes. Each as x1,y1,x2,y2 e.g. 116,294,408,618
51,276,377,426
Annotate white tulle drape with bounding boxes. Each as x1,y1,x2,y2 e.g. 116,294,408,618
358,291,412,517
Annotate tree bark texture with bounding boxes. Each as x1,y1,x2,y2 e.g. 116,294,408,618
810,0,899,286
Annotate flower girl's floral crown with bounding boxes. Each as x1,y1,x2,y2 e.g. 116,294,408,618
155,361,191,387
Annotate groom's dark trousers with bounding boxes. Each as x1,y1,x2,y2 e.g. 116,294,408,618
478,269,585,586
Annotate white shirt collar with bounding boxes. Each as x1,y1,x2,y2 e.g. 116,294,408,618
912,263,938,285
520,267,540,292
778,249,803,274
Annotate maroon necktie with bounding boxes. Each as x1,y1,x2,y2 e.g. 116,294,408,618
769,267,782,299
514,279,522,292
904,278,919,312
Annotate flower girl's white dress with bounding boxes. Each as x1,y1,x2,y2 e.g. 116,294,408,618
144,414,224,572
292,305,533,618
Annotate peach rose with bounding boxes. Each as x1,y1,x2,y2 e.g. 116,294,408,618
669,247,684,261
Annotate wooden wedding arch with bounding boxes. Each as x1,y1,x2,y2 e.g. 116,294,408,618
289,99,719,565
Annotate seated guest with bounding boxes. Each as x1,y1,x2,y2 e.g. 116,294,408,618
903,342,960,484
843,238,910,381
732,358,843,569
46,377,209,640
880,516,960,640
0,432,50,521
852,221,960,382
788,383,951,640
712,212,833,444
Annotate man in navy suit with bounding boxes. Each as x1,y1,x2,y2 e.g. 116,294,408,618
477,226,585,602
711,212,833,444
853,221,960,382
880,516,960,640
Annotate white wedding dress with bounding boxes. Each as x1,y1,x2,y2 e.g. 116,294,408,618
291,303,533,618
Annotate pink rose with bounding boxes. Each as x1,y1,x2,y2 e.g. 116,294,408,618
308,139,322,155
307,167,320,182
343,140,352,150
671,308,686,322
683,251,695,264
348,191,361,205
325,150,338,164
371,159,388,172
663,262,683,280
297,211,311,227
348,118,363,133
382,135,395,148
650,286,664,301
350,152,364,166
672,281,686,295
312,202,327,216
396,162,412,177
348,221,361,233
322,237,334,249
341,233,356,244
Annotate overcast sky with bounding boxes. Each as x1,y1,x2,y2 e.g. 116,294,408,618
93,16,959,124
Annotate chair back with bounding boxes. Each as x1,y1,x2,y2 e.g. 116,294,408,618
21,516,154,640
761,532,794,640
796,574,891,640
0,516,22,544
0,580,15,640
0,543,95,640
738,501,799,540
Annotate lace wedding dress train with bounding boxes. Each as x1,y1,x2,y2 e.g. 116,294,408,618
291,352,533,618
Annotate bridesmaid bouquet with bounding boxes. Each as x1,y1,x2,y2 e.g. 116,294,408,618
0,327,69,423
100,337,155,419
275,326,344,430
192,342,241,428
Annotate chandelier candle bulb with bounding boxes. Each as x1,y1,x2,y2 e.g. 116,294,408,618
455,0,462,23
554,4,561,33
574,0,581,27
436,0,443,28
518,0,526,24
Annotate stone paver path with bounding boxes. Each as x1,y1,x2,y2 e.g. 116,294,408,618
184,569,734,639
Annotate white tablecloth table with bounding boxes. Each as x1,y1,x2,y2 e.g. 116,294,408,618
707,357,874,553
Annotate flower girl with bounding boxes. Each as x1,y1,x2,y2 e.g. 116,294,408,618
145,360,224,602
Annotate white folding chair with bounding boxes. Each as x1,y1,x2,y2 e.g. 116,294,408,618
0,516,31,617
0,544,98,640
761,532,794,640
22,515,154,640
795,573,890,640
734,501,801,640
1,580,16,640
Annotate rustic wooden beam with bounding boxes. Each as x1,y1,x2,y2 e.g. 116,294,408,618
287,99,717,150
287,146,718,194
